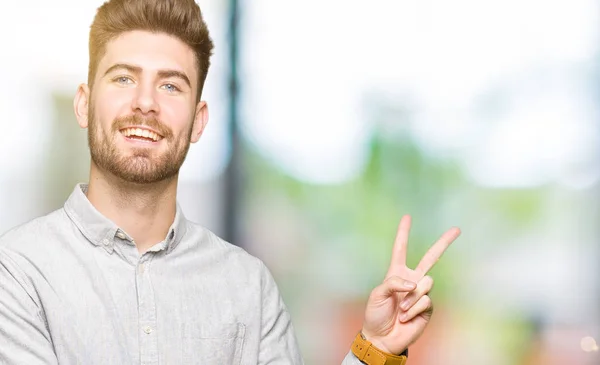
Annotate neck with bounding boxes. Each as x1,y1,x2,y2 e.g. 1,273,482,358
86,163,178,254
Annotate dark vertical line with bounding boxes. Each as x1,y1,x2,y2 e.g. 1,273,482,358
224,0,242,246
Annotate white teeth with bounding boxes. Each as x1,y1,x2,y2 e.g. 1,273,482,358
121,127,162,142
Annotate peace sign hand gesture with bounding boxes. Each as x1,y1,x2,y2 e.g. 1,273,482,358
361,215,461,355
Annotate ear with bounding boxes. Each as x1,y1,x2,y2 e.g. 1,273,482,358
190,101,209,143
74,84,91,129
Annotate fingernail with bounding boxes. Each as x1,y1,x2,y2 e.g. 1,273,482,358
404,282,416,289
399,313,408,322
400,300,410,310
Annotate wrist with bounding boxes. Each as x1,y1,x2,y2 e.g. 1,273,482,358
360,330,407,356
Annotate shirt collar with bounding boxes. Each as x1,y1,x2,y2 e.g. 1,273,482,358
64,183,187,254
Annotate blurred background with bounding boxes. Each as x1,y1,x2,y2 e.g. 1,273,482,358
1,0,599,364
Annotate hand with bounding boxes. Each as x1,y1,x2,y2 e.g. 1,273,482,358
361,215,461,354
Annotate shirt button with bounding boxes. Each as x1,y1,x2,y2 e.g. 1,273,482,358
143,326,153,334
116,231,127,240
102,239,110,247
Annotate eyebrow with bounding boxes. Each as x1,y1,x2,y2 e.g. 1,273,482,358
103,63,192,88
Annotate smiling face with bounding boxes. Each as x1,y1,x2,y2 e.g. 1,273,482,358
75,30,208,184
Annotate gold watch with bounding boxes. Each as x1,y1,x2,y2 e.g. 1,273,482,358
351,332,408,365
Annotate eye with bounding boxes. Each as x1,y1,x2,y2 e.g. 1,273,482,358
162,83,181,93
114,76,133,85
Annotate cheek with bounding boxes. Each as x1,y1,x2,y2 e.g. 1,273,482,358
159,99,196,135
92,91,131,127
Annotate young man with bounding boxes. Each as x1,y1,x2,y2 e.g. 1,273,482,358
0,0,460,364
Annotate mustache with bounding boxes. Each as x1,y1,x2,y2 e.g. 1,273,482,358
111,114,172,139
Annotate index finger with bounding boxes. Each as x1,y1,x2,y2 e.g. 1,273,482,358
386,215,412,278
415,227,461,275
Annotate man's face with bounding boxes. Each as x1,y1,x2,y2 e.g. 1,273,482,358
84,30,205,184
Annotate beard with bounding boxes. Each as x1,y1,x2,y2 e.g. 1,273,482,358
88,106,193,184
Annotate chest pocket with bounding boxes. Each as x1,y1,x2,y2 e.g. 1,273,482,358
182,322,245,365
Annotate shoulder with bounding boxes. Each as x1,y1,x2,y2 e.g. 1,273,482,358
0,207,68,256
181,221,269,275
182,223,287,304
0,208,68,302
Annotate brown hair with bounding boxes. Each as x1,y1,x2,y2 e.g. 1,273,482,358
88,0,214,102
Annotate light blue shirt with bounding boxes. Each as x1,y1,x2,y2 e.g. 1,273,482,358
0,184,362,364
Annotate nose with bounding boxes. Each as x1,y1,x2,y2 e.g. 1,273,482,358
131,82,160,115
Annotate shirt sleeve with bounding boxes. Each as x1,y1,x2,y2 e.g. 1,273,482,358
257,260,304,364
0,249,58,365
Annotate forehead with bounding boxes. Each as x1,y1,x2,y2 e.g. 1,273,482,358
97,30,197,83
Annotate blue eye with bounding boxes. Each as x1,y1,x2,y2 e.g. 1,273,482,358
115,76,132,85
163,84,180,93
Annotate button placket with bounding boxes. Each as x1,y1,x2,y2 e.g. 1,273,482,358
136,256,158,364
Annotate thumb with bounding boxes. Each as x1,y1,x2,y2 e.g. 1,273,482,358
370,276,416,301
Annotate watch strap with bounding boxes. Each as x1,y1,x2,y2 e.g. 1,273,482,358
351,332,408,365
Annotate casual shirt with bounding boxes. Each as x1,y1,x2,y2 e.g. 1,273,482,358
0,184,363,364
